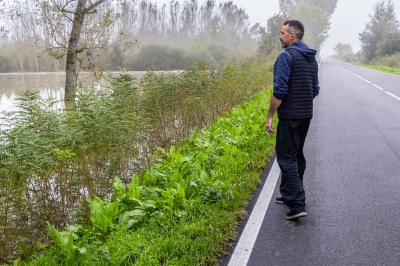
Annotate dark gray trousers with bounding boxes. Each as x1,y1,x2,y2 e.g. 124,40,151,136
276,119,311,212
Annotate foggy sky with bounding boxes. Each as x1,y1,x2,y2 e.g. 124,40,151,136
157,0,400,56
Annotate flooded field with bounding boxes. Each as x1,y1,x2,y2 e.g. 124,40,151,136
0,71,153,112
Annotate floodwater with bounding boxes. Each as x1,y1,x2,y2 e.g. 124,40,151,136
0,71,151,112
0,70,189,262
0,70,181,261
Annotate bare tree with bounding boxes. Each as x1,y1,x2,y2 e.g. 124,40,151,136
37,0,115,107
6,1,41,72
259,0,338,55
1,0,257,75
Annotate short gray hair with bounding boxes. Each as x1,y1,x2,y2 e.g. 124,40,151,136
283,20,304,40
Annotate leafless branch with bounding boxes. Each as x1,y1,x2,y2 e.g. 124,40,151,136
85,0,107,13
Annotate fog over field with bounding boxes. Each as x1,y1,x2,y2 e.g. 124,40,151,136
157,0,400,55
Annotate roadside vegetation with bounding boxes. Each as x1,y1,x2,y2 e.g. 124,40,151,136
21,86,276,266
0,59,273,262
352,61,400,75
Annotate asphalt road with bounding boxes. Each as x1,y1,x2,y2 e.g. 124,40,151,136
243,59,400,266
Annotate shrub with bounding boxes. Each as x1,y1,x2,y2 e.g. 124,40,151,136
27,88,276,265
0,59,273,262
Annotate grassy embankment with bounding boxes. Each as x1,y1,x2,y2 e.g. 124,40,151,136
348,53,400,75
352,62,400,75
26,90,276,266
2,59,277,265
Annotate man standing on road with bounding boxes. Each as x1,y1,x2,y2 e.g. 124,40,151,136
265,20,319,220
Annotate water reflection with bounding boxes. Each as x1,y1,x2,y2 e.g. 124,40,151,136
0,70,177,261
0,72,95,112
0,71,152,112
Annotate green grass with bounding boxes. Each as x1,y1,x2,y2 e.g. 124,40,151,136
351,62,400,75
19,88,277,265
1,60,273,262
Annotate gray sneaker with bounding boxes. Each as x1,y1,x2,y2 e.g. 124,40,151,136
285,210,308,220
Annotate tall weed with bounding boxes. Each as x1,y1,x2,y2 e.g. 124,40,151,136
0,59,272,261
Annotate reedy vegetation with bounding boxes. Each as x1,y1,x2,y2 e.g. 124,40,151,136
0,59,273,262
22,85,276,266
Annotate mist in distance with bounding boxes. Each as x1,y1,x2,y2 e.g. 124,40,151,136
159,0,400,56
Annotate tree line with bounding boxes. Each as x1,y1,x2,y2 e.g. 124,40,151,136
118,0,258,43
359,0,400,61
0,0,259,74
334,0,400,65
1,0,340,75
258,0,338,56
0,0,339,106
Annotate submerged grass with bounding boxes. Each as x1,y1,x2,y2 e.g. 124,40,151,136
22,88,276,265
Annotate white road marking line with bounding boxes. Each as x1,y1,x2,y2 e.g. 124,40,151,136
341,66,400,102
385,91,400,101
228,159,281,266
372,84,384,91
